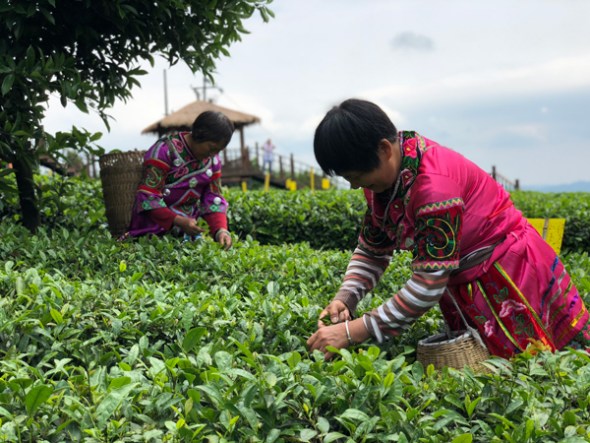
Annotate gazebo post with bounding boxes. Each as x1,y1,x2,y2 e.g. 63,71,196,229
239,127,245,154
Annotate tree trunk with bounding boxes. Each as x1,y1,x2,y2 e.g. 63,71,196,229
13,156,39,232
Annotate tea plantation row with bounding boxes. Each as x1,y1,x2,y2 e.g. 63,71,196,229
226,189,590,253
1,176,589,441
2,176,588,252
1,223,590,442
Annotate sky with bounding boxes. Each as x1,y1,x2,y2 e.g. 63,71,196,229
42,0,590,189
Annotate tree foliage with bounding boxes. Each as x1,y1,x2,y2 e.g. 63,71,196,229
0,0,274,230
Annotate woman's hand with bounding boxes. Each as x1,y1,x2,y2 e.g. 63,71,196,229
307,301,366,360
307,317,370,360
174,216,205,236
215,229,232,250
307,322,349,360
317,300,351,329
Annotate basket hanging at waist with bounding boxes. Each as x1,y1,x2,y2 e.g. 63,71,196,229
416,290,490,372
416,329,490,372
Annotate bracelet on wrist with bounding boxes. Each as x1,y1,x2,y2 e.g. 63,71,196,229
345,320,355,346
214,228,230,241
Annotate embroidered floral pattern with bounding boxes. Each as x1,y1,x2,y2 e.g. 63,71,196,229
400,168,414,187
361,131,424,248
144,164,165,189
499,299,526,318
484,319,496,337
413,202,462,271
359,212,396,253
475,263,557,357
174,166,189,179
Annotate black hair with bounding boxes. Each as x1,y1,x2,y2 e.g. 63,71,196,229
313,98,398,176
191,111,235,147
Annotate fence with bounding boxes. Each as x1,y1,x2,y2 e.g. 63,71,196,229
221,145,348,190
491,165,519,191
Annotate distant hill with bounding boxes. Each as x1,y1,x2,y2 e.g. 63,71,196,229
524,181,590,193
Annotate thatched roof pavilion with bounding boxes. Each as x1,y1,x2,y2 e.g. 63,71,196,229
141,100,261,151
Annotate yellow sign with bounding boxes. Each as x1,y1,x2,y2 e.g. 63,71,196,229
527,218,566,255
321,178,330,190
264,172,270,192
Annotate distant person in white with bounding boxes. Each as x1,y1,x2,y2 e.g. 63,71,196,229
262,138,276,173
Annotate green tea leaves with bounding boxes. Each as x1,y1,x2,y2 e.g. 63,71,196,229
25,384,53,416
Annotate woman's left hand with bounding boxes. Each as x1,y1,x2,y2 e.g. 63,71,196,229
216,230,232,250
307,322,349,360
307,317,370,360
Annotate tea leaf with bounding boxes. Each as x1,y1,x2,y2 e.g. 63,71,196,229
25,385,53,416
451,434,473,443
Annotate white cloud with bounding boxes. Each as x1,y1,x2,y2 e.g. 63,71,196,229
493,124,548,143
391,32,435,52
365,54,590,110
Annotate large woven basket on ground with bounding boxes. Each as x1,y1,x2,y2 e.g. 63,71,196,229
99,151,145,237
416,329,490,372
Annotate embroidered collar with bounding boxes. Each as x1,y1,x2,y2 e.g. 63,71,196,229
366,131,425,228
169,132,211,171
396,130,424,197
374,131,423,202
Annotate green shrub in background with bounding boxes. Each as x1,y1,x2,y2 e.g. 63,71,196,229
226,189,590,253
0,175,106,233
510,191,590,254
1,176,589,252
226,189,365,250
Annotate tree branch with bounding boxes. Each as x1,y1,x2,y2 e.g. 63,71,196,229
39,155,75,177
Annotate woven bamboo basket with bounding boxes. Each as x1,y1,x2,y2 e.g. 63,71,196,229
99,150,146,237
416,329,490,372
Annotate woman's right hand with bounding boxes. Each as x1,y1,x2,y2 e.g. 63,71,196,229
317,299,351,329
174,216,205,236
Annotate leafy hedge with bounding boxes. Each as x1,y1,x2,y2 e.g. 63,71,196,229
1,176,589,253
510,191,590,254
226,189,363,250
227,189,590,253
0,174,106,233
1,222,590,441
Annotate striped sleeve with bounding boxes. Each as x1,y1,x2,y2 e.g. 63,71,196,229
332,246,392,314
363,269,450,342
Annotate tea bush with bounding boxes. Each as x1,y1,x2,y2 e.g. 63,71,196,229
1,219,590,441
511,191,590,254
2,175,588,252
227,189,590,253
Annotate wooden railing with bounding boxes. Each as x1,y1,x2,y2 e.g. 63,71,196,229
491,165,519,191
221,146,348,190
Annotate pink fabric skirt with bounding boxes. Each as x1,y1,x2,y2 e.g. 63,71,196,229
442,222,588,358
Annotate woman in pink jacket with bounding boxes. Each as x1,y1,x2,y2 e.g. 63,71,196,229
307,98,589,359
